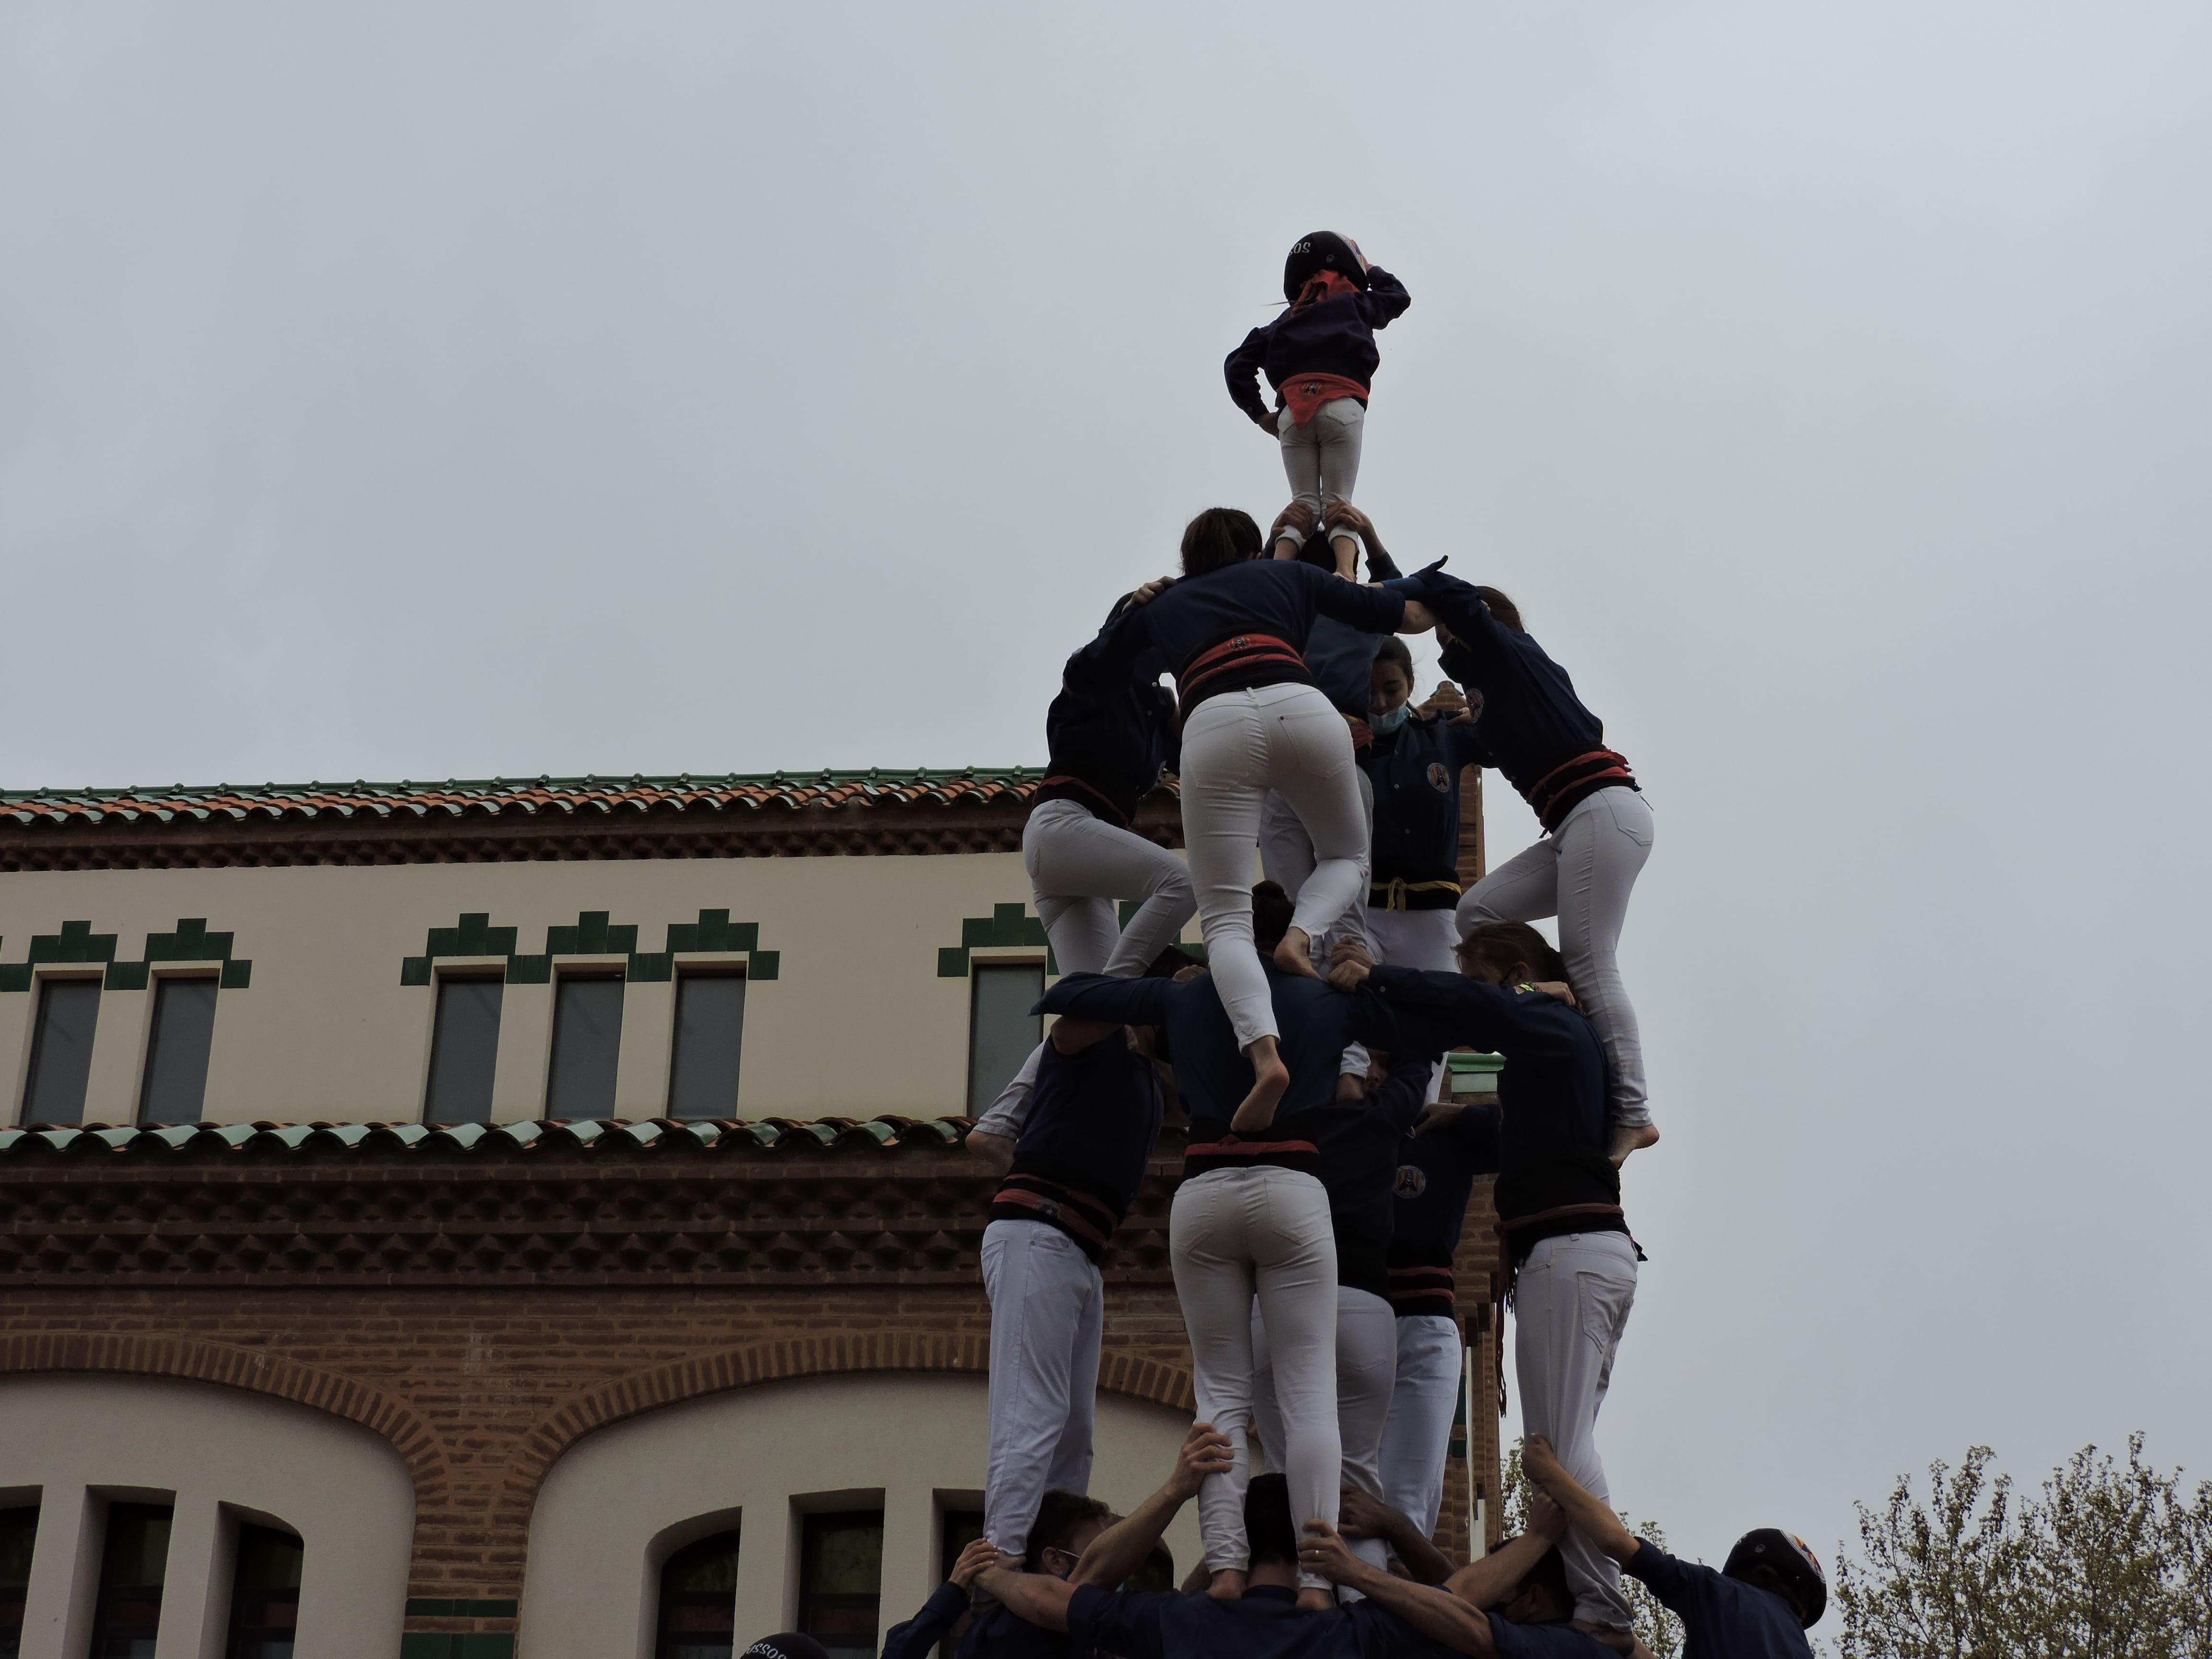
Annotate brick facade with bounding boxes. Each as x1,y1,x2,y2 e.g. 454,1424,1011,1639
0,1129,1502,1651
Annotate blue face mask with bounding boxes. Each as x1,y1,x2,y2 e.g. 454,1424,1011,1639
1370,702,1412,734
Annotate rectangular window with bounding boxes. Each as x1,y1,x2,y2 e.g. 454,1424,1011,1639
936,1510,984,1659
224,1524,301,1659
654,1527,740,1659
137,977,219,1126
0,1504,37,1659
797,1510,883,1659
966,963,1043,1117
423,974,503,1124
88,1502,171,1659
546,973,624,1118
666,972,746,1121
22,977,101,1126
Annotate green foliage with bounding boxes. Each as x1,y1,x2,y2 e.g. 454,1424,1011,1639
1835,1433,2212,1659
1502,1438,1685,1659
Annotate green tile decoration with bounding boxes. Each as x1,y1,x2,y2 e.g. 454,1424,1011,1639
2,919,252,994
938,903,1055,977
405,910,775,989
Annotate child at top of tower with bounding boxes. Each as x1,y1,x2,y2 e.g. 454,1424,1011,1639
1224,232,1411,580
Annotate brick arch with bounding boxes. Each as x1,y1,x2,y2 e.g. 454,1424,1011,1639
0,1333,449,1505
503,1331,1196,1520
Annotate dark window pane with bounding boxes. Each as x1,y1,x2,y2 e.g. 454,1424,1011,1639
23,978,101,1125
139,978,218,1126
89,1503,171,1659
424,976,503,1124
654,1527,740,1659
798,1511,882,1659
936,1511,984,1659
225,1525,301,1659
667,973,745,1121
0,1505,37,1659
547,975,624,1118
966,965,1043,1116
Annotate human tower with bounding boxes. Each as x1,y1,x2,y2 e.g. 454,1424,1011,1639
858,233,1823,1659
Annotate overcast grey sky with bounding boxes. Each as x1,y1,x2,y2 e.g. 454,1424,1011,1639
7,0,2212,1584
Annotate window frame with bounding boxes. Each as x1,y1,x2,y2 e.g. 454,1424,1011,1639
651,1521,742,1659
963,953,1046,1118
134,969,222,1128
792,1503,886,1659
19,968,106,1127
665,964,748,1122
543,964,628,1120
421,967,507,1126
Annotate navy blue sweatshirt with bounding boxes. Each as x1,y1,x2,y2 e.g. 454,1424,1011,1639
1362,710,1491,900
1035,968,1422,1176
1223,268,1413,424
1626,1542,1814,1659
1108,560,1405,718
880,1585,1097,1659
989,1032,1165,1263
1301,1053,1435,1298
1066,1583,1606,1659
1038,598,1179,830
1352,966,1624,1264
1386,1102,1502,1317
1422,572,1637,834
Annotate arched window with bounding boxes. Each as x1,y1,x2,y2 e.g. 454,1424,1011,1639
225,1524,303,1658
655,1528,740,1659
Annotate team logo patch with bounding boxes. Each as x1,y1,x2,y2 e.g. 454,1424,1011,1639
1427,762,1451,793
1393,1166,1427,1198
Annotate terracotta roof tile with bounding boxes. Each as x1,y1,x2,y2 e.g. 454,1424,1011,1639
0,769,1110,830
0,1114,983,1158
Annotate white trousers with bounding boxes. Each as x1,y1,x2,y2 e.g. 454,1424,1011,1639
982,1219,1104,1556
1169,1166,1340,1587
1377,1313,1463,1538
974,799,1198,1140
1460,785,1654,1129
1276,398,1367,530
1512,1231,1638,1631
1024,796,1196,979
1249,1285,1399,1585
1182,684,1371,1049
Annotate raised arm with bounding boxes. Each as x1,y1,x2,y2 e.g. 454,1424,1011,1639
1521,1435,1640,1566
879,1539,998,1659
1298,1522,1495,1657
1337,1484,1454,1586
1070,1421,1233,1587
1359,267,1411,328
1444,1498,1570,1610
970,1565,1077,1633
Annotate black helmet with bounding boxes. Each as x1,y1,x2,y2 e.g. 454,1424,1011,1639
1722,1529,1827,1627
1283,231,1370,301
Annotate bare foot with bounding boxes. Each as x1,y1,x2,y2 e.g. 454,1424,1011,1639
1272,538,1301,561
1209,1569,1247,1600
1297,1587,1336,1611
1330,534,1358,580
1572,1623,1636,1655
1232,1039,1290,1135
1273,927,1318,979
1334,1070,1366,1103
1609,1122,1661,1166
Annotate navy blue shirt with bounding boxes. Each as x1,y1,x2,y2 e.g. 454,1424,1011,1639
1486,1615,1616,1659
1627,1542,1813,1659
1224,267,1413,423
1036,969,1425,1170
1039,599,1179,829
881,1581,970,1659
1303,1054,1435,1298
1352,968,1621,1258
1066,1583,1441,1659
1111,561,1405,711
1386,1103,1502,1316
1423,573,1630,829
990,1031,1166,1261
1362,711,1491,892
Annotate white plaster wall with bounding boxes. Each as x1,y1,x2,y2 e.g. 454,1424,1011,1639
0,852,1204,1127
0,1374,414,1659
517,1372,1200,1659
